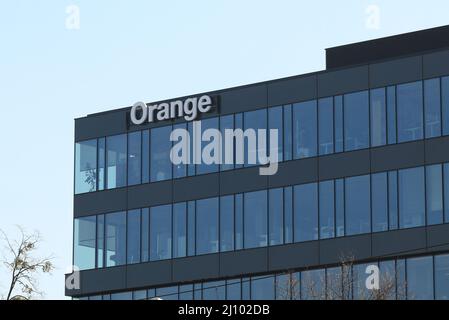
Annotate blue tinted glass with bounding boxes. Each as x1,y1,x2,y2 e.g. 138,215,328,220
352,263,371,300
396,259,406,300
442,77,449,136
74,216,96,270
106,134,127,189
318,97,334,155
196,198,219,255
75,139,97,194
110,292,132,300
371,88,387,147
96,215,104,268
269,188,283,246
194,283,202,300
244,191,268,249
335,96,344,153
269,106,283,162
203,281,225,300
319,181,335,239
445,164,449,223
251,276,275,300
283,105,293,161
220,195,234,252
105,212,126,267
151,126,172,182
220,115,234,171
344,91,369,151
188,201,195,256
326,267,342,300
235,194,243,250
345,175,371,236
294,183,318,242
127,131,141,186
372,172,388,232
293,100,317,159
179,284,194,300
387,86,397,144
335,179,345,237
242,277,250,300
226,279,241,300
197,117,220,174
133,290,147,300
234,113,244,169
284,187,293,244
244,109,267,167
379,260,396,300
276,273,291,300
98,138,105,191
173,123,187,179
407,256,434,300
424,78,442,138
397,81,423,143
156,287,178,300
127,209,141,264
173,203,187,258
426,164,443,226
142,130,150,184
150,205,172,261
399,167,425,229
388,171,399,230
301,269,325,300
435,254,449,300
187,122,195,176
141,208,149,262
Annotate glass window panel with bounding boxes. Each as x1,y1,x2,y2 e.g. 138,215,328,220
318,97,334,155
197,117,220,174
435,254,449,300
127,131,141,186
284,187,293,244
399,167,425,229
445,164,449,223
196,198,219,255
301,269,325,300
293,100,317,159
251,276,275,300
442,76,449,136
379,260,396,300
387,86,397,144
326,267,342,300
345,175,371,236
241,277,250,300
269,188,283,246
74,216,96,270
203,281,226,300
319,181,335,239
234,113,244,169
102,294,111,300
187,201,195,256
147,289,156,300
426,164,443,225
98,138,105,191
194,283,202,300
235,194,244,250
335,179,345,237
294,183,318,242
283,105,293,161
424,78,442,138
291,272,301,300
220,115,234,171
151,126,172,182
173,203,187,258
150,205,172,261
127,209,141,264
275,274,291,300
388,171,399,230
407,256,434,300
344,91,369,151
141,208,149,262
111,292,132,300
226,279,241,300
75,139,97,194
397,81,424,143
372,172,388,232
220,195,234,252
173,123,187,179
187,122,196,176
105,211,126,267
371,88,387,147
244,190,268,249
96,215,104,268
352,263,371,300
106,134,127,189
133,290,147,300
396,259,406,300
244,109,267,167
142,130,150,183
269,106,284,162
156,286,178,300
179,284,194,300
89,295,102,300
335,96,344,153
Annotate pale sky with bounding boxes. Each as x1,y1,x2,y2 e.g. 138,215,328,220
1,0,449,299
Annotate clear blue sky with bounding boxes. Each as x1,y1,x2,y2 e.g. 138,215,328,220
0,0,448,299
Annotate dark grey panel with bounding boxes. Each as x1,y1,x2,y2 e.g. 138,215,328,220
127,181,172,210
369,56,422,88
319,235,372,265
220,85,267,115
372,228,427,258
173,174,219,202
318,150,370,181
126,260,172,289
371,141,425,173
267,75,317,106
425,137,449,165
423,49,449,79
74,188,127,217
317,66,369,98
81,266,127,295
220,248,268,278
220,167,268,196
268,242,319,272
172,255,220,283
75,110,128,142
268,158,318,188
427,224,449,249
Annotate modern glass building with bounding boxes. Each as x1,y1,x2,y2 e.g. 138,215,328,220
67,26,449,300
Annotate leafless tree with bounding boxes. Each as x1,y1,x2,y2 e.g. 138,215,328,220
0,227,54,300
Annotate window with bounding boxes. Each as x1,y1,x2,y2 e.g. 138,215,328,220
75,139,97,194
344,91,369,151
371,88,387,147
127,209,141,264
133,290,147,300
235,194,243,250
319,181,335,239
220,115,234,171
372,173,388,232
269,188,283,246
397,81,423,143
435,254,449,300
150,205,172,261
388,171,399,230
442,77,449,136
141,208,149,262
293,100,317,159
345,175,371,236
426,164,443,225
98,138,105,191
387,86,397,144
275,274,291,300
283,105,293,161
244,190,268,249
244,109,267,167
142,130,150,183
173,203,187,258
187,201,195,256
110,292,132,300
269,106,284,162
335,179,345,237
151,126,172,182
173,123,187,179
105,212,126,267
319,97,334,155
179,284,194,300
97,215,104,268
197,117,219,174
74,216,96,270
127,131,141,186
106,134,127,189
284,187,293,244
353,263,371,300
294,183,318,242
379,260,396,300
226,279,241,300
220,195,234,252
424,78,442,138
399,167,425,229
156,287,178,300
251,276,275,300
301,269,325,300
445,164,449,223
326,267,343,300
203,281,225,300
407,256,434,300
196,198,219,255
335,96,344,153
